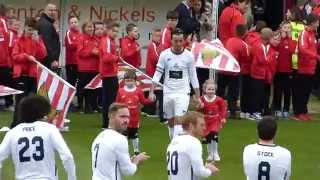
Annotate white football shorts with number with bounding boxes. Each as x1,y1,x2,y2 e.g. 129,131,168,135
166,134,212,180
243,143,291,180
0,121,76,180
91,129,137,180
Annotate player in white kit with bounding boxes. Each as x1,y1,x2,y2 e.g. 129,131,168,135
0,95,76,180
152,28,200,139
91,103,149,180
166,111,219,180
243,116,291,180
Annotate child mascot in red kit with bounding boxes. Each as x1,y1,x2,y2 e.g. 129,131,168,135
116,70,156,154
197,80,227,162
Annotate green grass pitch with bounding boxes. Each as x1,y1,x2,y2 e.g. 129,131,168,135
0,110,320,180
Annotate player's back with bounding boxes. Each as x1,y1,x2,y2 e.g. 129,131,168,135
5,121,61,180
91,129,128,180
243,143,291,180
167,134,204,180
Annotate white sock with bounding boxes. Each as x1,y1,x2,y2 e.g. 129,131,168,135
168,127,174,139
213,140,218,155
132,138,140,153
208,140,215,158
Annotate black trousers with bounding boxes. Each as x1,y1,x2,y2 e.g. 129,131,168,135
0,67,13,107
11,76,37,128
272,72,292,112
292,74,314,115
77,72,98,112
249,78,265,114
196,68,209,95
240,74,251,113
217,73,240,114
141,90,164,121
263,83,271,115
102,76,119,128
66,64,78,86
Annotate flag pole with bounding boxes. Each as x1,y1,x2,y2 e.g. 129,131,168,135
30,59,76,90
119,57,163,87
210,0,219,82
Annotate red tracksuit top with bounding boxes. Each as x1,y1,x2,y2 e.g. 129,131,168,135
276,37,296,73
65,28,81,65
99,35,119,78
145,41,160,77
218,3,246,45
12,35,47,78
0,27,10,68
77,34,100,72
250,43,277,83
198,95,227,136
159,25,172,52
120,36,141,68
297,27,319,75
244,31,261,46
0,16,8,33
116,86,153,128
225,37,251,75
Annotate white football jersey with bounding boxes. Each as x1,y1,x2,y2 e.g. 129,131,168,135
243,143,291,180
152,48,199,94
91,129,137,180
0,121,76,180
166,134,211,180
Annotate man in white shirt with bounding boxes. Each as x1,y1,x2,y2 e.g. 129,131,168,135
243,116,291,180
0,95,76,180
152,28,200,139
91,103,149,180
166,111,219,180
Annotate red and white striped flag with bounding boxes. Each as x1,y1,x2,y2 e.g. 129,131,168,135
85,60,162,90
191,40,240,73
35,61,76,128
0,85,23,97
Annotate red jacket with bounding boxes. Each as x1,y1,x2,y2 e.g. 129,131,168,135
276,37,295,73
0,16,8,33
0,28,10,68
198,95,227,136
251,43,277,83
12,35,47,78
7,29,19,67
99,36,119,77
244,31,261,46
65,28,81,65
225,37,251,75
218,3,246,45
77,34,100,72
116,86,153,128
120,36,141,68
297,27,319,75
159,26,172,52
145,41,160,77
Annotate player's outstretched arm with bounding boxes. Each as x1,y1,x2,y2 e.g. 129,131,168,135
116,138,137,176
152,53,165,84
51,127,76,180
189,140,213,177
0,131,12,178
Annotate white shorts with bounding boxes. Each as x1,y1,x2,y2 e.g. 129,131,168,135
163,93,190,119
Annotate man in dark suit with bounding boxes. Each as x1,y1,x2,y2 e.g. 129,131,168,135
175,0,200,35
37,3,60,71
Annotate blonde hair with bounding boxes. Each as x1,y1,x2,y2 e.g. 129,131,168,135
182,111,204,130
202,79,216,93
108,103,128,119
